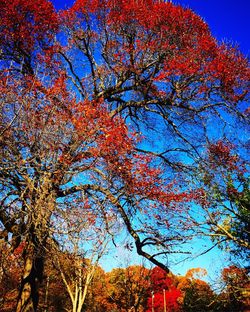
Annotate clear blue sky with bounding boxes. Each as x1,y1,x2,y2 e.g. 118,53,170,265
176,0,250,55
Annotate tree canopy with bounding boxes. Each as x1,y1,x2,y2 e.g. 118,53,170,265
0,0,249,311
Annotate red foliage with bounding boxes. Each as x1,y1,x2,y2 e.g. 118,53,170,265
0,0,58,67
207,140,247,175
208,140,237,169
147,288,182,312
0,1,249,310
165,288,182,312
147,267,182,312
150,267,172,290
67,0,249,102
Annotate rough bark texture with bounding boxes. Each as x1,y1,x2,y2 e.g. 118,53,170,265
16,241,44,312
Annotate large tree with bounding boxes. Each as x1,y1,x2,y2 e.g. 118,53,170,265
0,0,249,311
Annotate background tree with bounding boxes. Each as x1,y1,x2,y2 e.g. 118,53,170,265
147,267,182,312
0,242,23,312
0,253,249,312
82,265,112,312
196,140,250,257
103,265,150,312
38,256,70,312
215,265,250,312
51,208,110,312
177,268,215,312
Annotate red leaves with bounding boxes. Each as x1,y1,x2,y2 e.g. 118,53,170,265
147,267,182,312
71,0,106,14
208,140,239,170
165,288,182,312
71,97,133,161
147,289,182,312
61,0,249,109
207,45,250,101
13,241,26,257
0,0,58,55
205,139,247,201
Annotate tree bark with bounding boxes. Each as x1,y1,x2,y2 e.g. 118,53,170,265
16,242,44,312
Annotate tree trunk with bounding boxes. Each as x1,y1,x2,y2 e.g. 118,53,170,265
16,243,44,312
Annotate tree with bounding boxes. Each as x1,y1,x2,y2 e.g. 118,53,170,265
104,265,150,312
0,242,23,312
59,0,249,263
147,267,182,312
216,265,250,312
51,213,109,312
147,267,216,312
83,265,112,312
177,268,215,311
197,140,250,257
38,255,71,312
0,0,249,311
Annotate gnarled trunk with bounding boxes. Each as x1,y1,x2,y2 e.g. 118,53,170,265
16,242,45,312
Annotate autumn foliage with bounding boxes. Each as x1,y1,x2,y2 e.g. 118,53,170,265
0,0,249,311
147,267,182,312
1,256,249,312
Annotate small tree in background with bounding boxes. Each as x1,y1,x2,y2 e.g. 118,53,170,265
196,140,250,257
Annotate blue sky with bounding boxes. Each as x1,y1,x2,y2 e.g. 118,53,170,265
176,0,250,55
51,0,249,278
